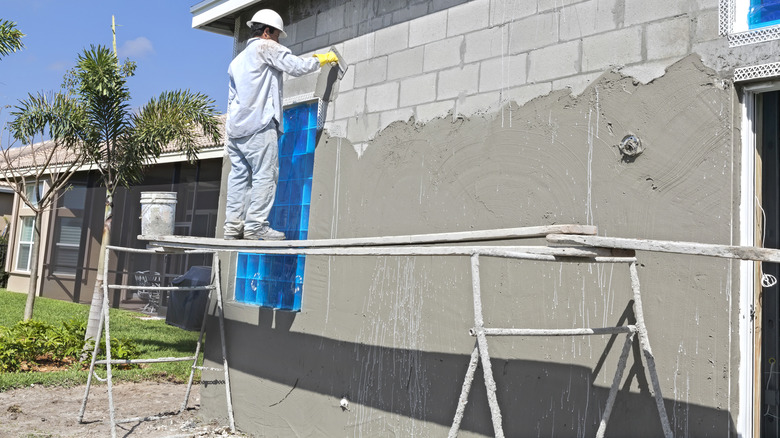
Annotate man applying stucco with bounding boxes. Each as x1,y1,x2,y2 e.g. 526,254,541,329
224,9,338,240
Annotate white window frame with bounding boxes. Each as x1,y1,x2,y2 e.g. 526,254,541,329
737,81,780,438
15,216,35,272
722,0,780,46
23,182,43,209
738,86,758,438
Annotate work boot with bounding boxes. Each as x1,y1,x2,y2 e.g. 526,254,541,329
245,227,286,241
224,221,244,240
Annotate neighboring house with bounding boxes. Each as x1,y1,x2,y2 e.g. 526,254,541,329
1,120,224,311
0,184,15,286
187,1,778,437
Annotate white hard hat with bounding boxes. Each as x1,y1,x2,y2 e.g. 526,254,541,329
247,9,288,39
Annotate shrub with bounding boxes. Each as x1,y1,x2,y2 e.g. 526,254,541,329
0,318,139,372
105,337,140,362
45,319,87,361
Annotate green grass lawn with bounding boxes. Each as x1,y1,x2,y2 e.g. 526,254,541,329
0,290,202,391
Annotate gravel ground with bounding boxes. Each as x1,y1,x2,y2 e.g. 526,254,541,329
0,381,247,437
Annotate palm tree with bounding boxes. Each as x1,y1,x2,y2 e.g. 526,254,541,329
5,92,87,321
0,19,24,59
13,45,222,344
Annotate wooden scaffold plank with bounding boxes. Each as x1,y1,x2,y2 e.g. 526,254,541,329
548,233,780,263
146,224,598,251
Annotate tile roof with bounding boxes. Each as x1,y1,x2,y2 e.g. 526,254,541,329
0,115,225,172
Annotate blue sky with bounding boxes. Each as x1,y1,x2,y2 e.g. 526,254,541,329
0,1,233,143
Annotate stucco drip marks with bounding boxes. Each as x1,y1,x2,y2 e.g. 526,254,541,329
586,86,599,225
351,257,430,436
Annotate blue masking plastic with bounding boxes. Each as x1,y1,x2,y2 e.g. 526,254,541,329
235,102,317,311
749,0,780,29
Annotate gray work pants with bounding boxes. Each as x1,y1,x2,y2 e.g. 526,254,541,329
224,124,279,237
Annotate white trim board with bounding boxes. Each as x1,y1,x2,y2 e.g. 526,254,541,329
190,0,258,31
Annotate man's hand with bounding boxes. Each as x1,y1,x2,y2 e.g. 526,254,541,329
313,51,339,66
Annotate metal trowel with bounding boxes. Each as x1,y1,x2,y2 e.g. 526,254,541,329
314,46,348,102
329,45,348,79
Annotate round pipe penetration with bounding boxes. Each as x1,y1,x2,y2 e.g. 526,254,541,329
619,134,643,157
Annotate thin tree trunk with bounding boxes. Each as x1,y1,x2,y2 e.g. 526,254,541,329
22,211,42,321
83,193,112,348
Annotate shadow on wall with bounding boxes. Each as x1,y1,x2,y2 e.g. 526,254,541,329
203,311,735,437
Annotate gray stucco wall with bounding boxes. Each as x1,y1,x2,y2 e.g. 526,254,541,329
199,0,777,435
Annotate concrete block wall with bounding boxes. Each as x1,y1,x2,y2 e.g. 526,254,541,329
280,0,727,149
283,0,472,54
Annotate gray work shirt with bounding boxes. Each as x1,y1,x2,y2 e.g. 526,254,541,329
226,38,319,139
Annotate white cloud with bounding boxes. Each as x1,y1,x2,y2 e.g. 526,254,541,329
46,61,69,71
118,36,154,59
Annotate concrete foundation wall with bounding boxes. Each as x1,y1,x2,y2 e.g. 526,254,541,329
198,0,777,435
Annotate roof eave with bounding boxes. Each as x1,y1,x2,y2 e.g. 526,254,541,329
190,0,261,35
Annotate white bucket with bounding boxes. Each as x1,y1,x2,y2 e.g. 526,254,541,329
140,192,177,237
